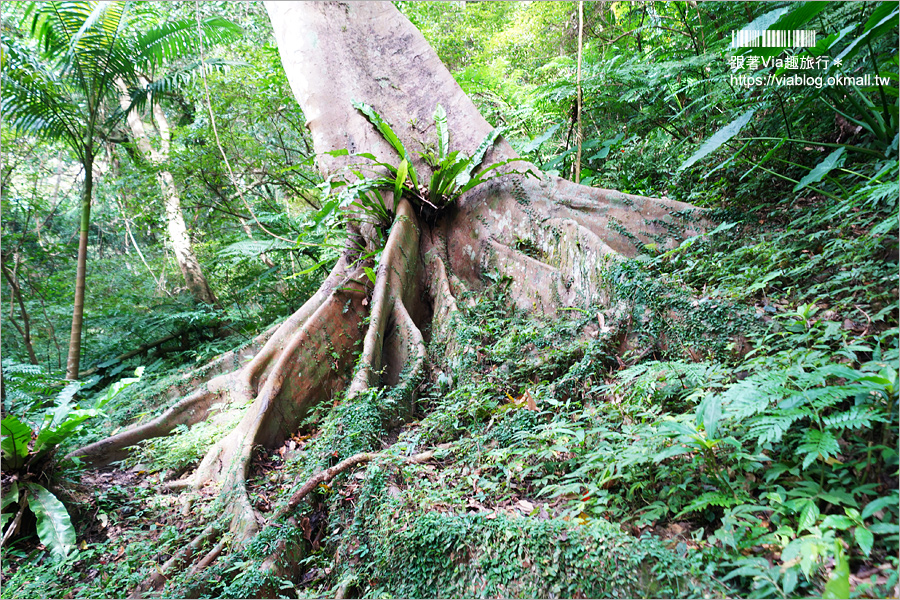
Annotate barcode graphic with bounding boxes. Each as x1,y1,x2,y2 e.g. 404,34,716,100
731,30,816,48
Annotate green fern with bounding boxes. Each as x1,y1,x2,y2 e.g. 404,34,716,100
822,406,886,431
720,372,789,420
797,429,841,469
677,491,742,518
217,239,295,265
745,409,808,445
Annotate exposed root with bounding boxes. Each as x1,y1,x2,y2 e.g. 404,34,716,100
66,383,225,466
190,539,226,574
349,198,421,393
273,448,438,522
429,174,707,313
334,581,351,599
182,269,369,543
384,299,426,412
67,246,365,467
129,524,221,598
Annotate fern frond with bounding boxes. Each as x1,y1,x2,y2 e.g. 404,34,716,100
745,408,808,445
822,406,887,431
677,491,740,517
217,240,294,265
797,429,840,469
779,384,859,411
721,372,790,420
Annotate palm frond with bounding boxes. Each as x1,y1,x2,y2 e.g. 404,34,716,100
0,40,84,151
126,58,244,114
31,1,134,109
132,16,241,73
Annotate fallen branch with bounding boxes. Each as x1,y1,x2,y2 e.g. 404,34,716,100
78,332,180,378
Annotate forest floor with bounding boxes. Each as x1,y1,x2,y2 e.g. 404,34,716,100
1,192,898,599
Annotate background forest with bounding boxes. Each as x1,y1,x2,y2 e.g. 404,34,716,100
1,1,898,598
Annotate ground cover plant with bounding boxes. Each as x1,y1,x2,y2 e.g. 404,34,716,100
1,1,897,598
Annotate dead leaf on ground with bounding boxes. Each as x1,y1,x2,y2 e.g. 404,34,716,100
515,499,535,513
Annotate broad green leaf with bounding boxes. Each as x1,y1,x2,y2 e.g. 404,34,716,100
854,526,874,556
24,483,75,559
783,568,799,596
290,259,331,278
798,499,820,532
433,104,449,160
34,410,98,456
823,540,850,599
869,522,898,534
723,564,770,580
394,159,409,204
678,110,756,172
352,100,418,190
749,1,830,59
363,267,377,286
862,495,898,520
1,416,32,468
464,127,503,179
696,394,723,439
821,514,854,530
520,123,560,154
652,444,693,462
50,380,82,428
734,6,790,51
793,148,846,192
94,367,144,409
835,6,900,63
818,489,857,508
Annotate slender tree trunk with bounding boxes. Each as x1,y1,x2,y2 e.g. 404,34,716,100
574,0,584,184
1,256,38,365
66,151,92,380
117,82,218,306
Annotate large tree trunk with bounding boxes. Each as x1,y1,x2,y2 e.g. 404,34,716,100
70,1,705,592
116,81,219,307
266,1,702,315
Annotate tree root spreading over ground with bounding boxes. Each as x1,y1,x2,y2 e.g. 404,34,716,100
66,2,707,593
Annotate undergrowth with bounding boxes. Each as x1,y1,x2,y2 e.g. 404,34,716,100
2,161,897,599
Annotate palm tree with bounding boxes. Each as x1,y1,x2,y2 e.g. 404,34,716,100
1,1,238,379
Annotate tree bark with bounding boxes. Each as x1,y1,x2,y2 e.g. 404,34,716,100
65,149,92,380
1,254,38,365
265,1,704,316
116,81,219,307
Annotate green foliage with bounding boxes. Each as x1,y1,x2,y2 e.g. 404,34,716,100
679,109,757,172
1,362,142,558
22,482,76,560
328,101,534,227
